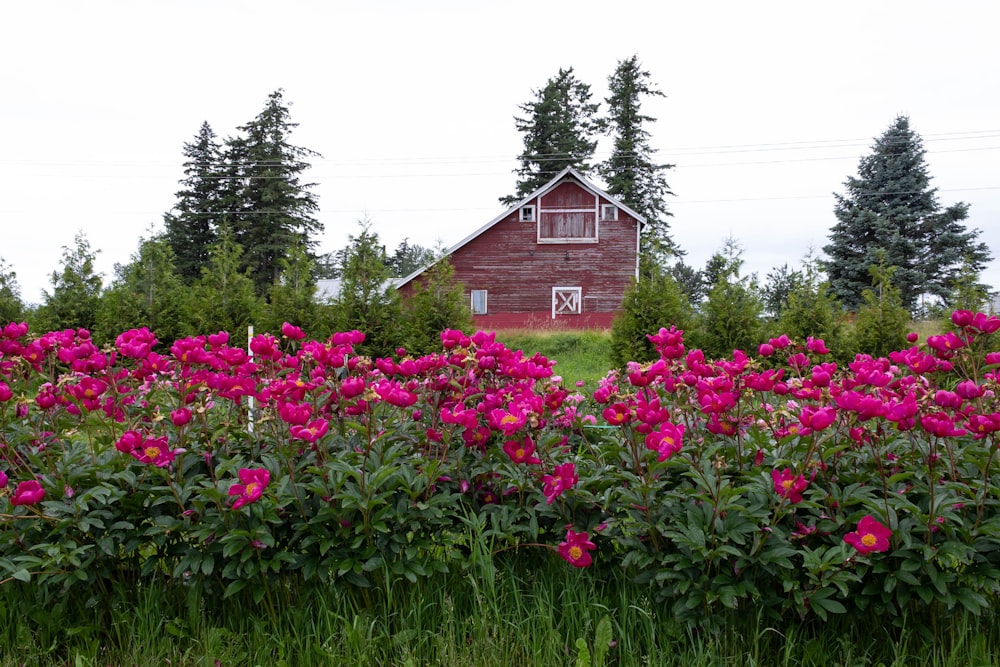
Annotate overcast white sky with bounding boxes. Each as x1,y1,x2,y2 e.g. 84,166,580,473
2,1,998,306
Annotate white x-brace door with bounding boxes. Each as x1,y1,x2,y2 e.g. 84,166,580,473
552,286,582,318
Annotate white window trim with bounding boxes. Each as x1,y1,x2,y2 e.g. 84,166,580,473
520,205,535,222
551,286,582,318
601,204,618,221
470,289,488,315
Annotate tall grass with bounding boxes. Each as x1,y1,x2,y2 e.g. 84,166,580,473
495,329,613,392
3,560,999,666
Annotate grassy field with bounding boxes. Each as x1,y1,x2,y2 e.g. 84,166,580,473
495,318,950,392
3,558,997,666
494,329,614,392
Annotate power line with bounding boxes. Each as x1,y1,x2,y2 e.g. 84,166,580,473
3,129,999,169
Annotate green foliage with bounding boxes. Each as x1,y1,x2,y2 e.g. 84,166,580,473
692,239,763,359
611,263,691,367
775,257,850,362
503,67,600,205
262,241,322,336
947,253,992,314
334,221,404,357
387,238,436,279
401,256,472,356
823,116,992,312
761,263,805,320
668,260,705,305
9,298,1000,662
852,256,909,358
599,54,678,265
164,121,224,284
95,231,191,346
0,256,24,323
35,231,103,333
497,330,612,391
188,226,262,335
696,276,764,360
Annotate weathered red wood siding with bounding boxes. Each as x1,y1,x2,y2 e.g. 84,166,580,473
398,177,639,331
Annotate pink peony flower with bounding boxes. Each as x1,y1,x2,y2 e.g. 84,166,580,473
229,468,271,509
844,515,892,555
502,437,542,465
11,479,45,506
558,529,596,568
541,463,578,504
772,468,809,503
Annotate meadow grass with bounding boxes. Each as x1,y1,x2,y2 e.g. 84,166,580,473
494,329,614,392
3,558,999,666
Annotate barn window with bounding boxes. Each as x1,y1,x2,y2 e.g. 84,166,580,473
552,286,582,317
601,204,618,221
470,290,488,315
538,210,597,243
520,206,535,222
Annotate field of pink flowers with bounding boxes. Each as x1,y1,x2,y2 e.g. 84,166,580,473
2,312,1000,628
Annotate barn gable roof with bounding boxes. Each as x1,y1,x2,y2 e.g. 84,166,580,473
396,167,645,289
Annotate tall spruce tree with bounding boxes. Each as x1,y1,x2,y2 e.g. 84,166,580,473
164,121,225,284
599,55,677,267
503,68,599,205
823,116,991,312
228,90,322,295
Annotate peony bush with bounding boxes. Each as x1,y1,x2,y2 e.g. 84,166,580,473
1,312,1000,628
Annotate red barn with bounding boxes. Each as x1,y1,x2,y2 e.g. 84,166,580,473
397,167,643,329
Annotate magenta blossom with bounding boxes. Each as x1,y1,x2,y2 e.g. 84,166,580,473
229,468,271,509
281,322,306,341
844,515,892,555
558,529,596,568
503,437,542,465
772,468,809,503
11,480,45,506
290,418,330,443
542,463,578,504
170,408,192,427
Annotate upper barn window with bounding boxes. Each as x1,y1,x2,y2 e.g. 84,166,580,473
537,208,598,243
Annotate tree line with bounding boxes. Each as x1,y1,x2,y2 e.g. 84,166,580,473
0,59,994,362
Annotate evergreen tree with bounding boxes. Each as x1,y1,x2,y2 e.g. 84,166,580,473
775,257,849,362
503,67,599,205
668,260,705,306
228,90,322,295
164,121,224,284
852,255,909,358
189,226,261,335
610,263,691,367
36,232,103,333
599,55,677,267
387,238,436,278
334,222,404,358
402,256,472,356
761,263,805,320
823,116,991,312
263,241,320,336
947,254,992,314
95,232,190,346
0,257,24,324
692,239,763,359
